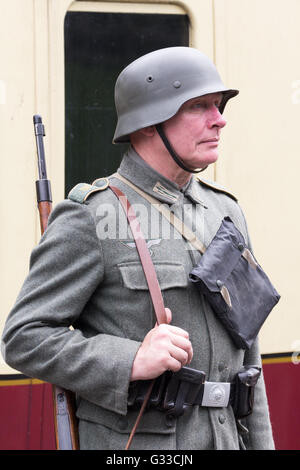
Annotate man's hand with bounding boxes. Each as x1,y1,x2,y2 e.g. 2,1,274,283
130,308,193,381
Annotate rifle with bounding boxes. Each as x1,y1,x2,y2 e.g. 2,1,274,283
33,115,79,450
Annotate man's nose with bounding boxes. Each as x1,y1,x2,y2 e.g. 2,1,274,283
208,106,227,129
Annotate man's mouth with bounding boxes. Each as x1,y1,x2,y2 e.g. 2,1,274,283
200,137,220,143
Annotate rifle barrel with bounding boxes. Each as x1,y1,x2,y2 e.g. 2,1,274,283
33,115,47,180
33,115,52,204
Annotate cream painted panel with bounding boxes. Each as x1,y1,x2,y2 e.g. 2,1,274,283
214,0,300,353
69,0,185,14
0,0,37,373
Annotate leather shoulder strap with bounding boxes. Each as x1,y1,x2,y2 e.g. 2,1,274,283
108,184,167,450
109,185,167,326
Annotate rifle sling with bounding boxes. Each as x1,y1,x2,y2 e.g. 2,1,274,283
109,185,167,326
109,184,169,450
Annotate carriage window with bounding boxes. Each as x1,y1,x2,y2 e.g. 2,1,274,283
64,11,189,195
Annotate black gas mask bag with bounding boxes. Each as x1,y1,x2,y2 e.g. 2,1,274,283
189,217,280,349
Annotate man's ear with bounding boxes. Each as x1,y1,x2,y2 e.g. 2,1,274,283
139,126,155,137
130,126,156,147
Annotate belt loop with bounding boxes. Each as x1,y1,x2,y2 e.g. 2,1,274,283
165,380,189,425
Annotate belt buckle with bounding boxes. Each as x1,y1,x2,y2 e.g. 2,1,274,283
201,381,231,408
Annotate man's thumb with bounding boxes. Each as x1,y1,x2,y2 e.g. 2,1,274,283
165,307,172,324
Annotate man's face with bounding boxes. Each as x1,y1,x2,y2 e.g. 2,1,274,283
162,92,227,169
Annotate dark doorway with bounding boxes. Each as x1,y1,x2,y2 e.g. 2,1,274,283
64,11,189,195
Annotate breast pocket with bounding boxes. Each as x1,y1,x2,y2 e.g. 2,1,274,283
117,261,189,331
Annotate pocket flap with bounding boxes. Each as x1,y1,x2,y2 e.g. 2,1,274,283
118,261,187,291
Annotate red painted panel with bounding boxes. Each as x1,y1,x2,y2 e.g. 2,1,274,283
263,361,300,450
0,381,56,450
0,383,30,449
40,383,57,450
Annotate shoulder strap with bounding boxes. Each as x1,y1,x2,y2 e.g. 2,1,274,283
112,173,206,254
68,179,109,203
109,185,167,326
196,176,238,202
108,184,167,450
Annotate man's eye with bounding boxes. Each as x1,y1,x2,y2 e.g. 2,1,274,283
189,99,221,111
192,102,205,109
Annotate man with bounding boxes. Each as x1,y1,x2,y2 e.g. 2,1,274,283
1,47,274,450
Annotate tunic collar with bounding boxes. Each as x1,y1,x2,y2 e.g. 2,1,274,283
117,146,206,207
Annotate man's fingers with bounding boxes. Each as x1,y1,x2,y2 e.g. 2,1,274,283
166,356,183,373
131,314,193,380
155,324,192,358
157,323,190,338
155,324,193,365
169,344,189,366
172,335,193,363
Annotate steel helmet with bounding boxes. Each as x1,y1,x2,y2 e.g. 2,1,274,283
113,46,238,144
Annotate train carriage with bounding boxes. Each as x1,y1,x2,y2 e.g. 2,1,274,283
0,0,299,450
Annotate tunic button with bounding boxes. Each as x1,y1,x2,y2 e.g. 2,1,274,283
216,279,222,288
218,361,226,372
218,414,226,424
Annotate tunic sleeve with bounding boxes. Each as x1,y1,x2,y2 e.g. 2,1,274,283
1,199,141,415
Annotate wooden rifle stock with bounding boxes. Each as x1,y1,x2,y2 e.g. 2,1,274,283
38,200,52,234
33,115,79,450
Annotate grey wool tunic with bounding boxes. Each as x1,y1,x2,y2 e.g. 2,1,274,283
1,147,274,450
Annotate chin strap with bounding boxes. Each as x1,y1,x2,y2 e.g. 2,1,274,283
156,123,207,174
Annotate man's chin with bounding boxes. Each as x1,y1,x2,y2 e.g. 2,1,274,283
192,153,219,170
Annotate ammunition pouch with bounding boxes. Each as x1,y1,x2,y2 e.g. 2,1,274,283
127,371,172,410
128,365,261,426
231,365,261,419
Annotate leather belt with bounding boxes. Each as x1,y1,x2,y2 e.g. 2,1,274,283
164,366,233,409
128,366,235,422
151,366,235,424
164,379,234,426
129,362,261,427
